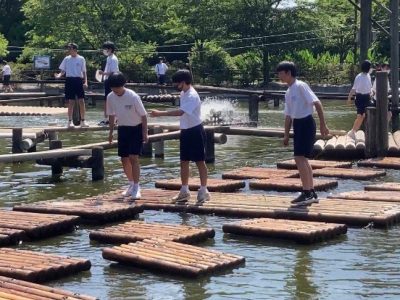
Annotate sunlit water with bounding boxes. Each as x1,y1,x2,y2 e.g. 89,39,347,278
0,98,399,299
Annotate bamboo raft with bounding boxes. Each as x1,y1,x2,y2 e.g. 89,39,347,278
222,167,298,180
313,131,365,159
0,276,97,300
134,189,400,227
357,157,400,169
90,221,215,244
102,238,245,277
276,159,352,170
0,210,79,241
222,218,347,244
13,198,143,224
364,182,400,191
0,105,67,116
155,178,245,192
0,248,91,283
0,228,25,247
329,191,400,203
312,167,386,180
249,178,338,192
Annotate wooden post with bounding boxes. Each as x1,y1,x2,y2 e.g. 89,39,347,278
249,94,259,126
72,100,81,126
359,0,372,62
47,131,58,142
12,128,23,154
273,97,280,107
49,140,63,177
390,0,399,130
153,126,165,158
365,107,377,158
205,129,215,163
142,128,153,157
376,71,389,156
91,146,104,181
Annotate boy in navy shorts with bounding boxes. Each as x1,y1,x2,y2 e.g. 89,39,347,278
107,72,148,200
277,61,330,205
150,69,210,205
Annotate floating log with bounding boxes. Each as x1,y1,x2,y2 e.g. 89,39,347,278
388,133,399,153
329,191,400,203
155,178,245,192
312,167,386,180
0,248,91,283
0,106,66,116
222,218,347,244
90,221,215,244
365,182,400,191
314,139,325,151
276,159,352,170
0,148,92,163
324,136,337,150
358,157,400,169
222,167,298,180
249,178,338,192
0,276,97,300
102,238,245,277
0,228,26,246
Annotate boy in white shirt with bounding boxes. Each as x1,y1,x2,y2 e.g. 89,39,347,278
1,61,13,93
149,69,210,205
99,41,119,125
155,57,168,85
55,43,89,128
277,61,329,205
107,72,148,200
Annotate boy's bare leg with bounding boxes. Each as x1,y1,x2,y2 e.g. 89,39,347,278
129,155,140,184
67,100,74,120
121,157,134,181
351,114,365,132
180,160,190,186
195,161,208,186
294,156,313,190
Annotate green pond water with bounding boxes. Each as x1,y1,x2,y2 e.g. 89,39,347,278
0,98,399,300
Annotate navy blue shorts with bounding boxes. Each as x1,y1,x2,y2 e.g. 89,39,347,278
355,93,371,115
104,78,111,99
65,77,85,100
117,124,143,157
293,115,316,158
3,75,10,85
180,124,206,162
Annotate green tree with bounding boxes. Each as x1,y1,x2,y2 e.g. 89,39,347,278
0,33,9,57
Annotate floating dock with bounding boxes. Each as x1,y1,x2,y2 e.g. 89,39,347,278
102,238,245,277
222,218,347,244
364,182,400,191
222,167,298,180
0,248,91,282
155,178,245,192
358,157,400,169
90,221,215,244
276,159,352,170
329,191,400,203
312,167,386,180
249,178,338,192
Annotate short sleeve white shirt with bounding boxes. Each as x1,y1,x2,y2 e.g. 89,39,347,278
179,87,202,129
352,73,372,94
59,55,86,78
104,54,119,79
155,63,168,75
2,65,11,75
284,79,319,119
106,88,147,126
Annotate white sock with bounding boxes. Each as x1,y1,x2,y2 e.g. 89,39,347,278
133,183,139,189
199,186,207,192
181,185,189,192
128,181,134,186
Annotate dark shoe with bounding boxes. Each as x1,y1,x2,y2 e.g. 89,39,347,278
291,192,319,206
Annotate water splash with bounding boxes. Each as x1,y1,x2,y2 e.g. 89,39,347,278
201,97,248,125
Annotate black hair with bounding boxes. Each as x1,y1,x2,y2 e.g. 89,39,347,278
102,41,116,52
66,43,78,50
172,69,192,84
107,72,126,88
276,61,297,77
360,60,371,73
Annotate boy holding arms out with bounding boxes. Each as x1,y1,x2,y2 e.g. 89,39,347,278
150,69,210,204
277,61,329,205
107,72,148,199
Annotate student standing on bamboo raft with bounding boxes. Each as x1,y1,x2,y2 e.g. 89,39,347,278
149,69,210,205
107,72,148,200
277,61,330,205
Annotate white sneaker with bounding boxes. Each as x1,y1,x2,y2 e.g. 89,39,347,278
67,121,75,128
171,190,191,204
131,186,141,200
196,189,211,205
80,120,89,128
122,185,134,197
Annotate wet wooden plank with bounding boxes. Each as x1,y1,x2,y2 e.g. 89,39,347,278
223,218,347,244
277,159,352,170
0,276,97,300
358,157,400,170
365,182,400,192
90,221,215,244
102,238,245,277
329,191,400,203
155,178,245,192
0,248,91,283
249,178,338,192
221,167,298,180
312,167,386,180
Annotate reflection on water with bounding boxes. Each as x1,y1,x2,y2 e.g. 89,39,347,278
1,100,400,299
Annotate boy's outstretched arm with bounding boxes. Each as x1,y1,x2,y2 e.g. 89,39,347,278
314,101,330,136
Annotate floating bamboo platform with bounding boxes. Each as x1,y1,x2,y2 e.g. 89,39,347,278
222,218,347,244
358,157,400,169
0,105,67,116
221,167,298,180
90,221,215,244
102,238,245,277
155,178,245,192
13,198,143,224
0,276,97,300
313,131,365,159
0,248,91,283
312,167,386,180
364,182,400,191
276,159,352,170
0,210,79,241
0,228,25,247
249,178,338,192
135,189,400,227
329,191,400,203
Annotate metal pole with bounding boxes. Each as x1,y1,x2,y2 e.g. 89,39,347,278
390,0,399,131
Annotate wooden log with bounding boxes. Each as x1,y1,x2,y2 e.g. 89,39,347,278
365,107,377,158
375,71,389,157
393,130,400,148
314,139,325,151
12,128,23,154
324,136,337,150
388,133,398,152
334,135,346,150
91,147,104,181
153,126,164,158
205,128,215,163
355,130,366,150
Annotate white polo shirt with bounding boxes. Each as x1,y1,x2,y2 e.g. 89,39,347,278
59,55,86,78
106,88,147,126
352,73,372,94
284,79,319,119
155,63,168,75
180,86,202,129
104,54,119,79
2,65,11,75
